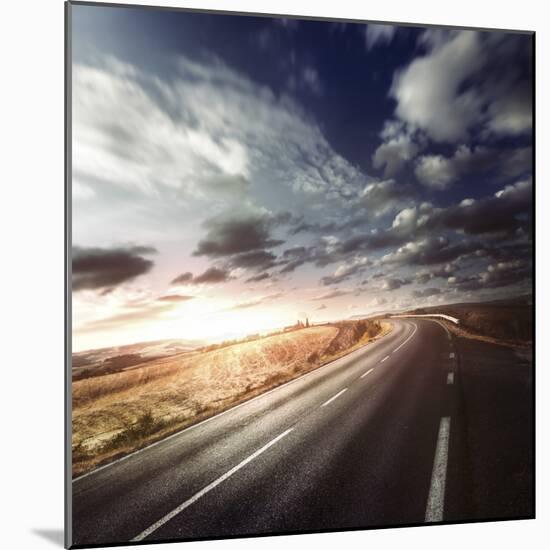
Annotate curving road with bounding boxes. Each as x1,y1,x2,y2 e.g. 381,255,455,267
70,319,533,547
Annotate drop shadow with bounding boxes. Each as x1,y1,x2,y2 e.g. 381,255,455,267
32,528,65,547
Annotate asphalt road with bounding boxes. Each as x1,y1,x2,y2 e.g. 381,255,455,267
71,319,533,547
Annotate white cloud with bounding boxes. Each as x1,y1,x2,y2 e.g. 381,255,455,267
73,55,364,210
495,178,532,199
415,144,531,189
391,30,485,142
301,66,323,96
372,121,421,175
365,24,397,50
415,155,456,189
358,178,415,218
390,30,532,143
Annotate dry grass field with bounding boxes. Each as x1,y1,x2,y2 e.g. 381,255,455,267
72,320,387,476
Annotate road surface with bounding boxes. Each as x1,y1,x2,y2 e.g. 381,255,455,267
71,319,533,547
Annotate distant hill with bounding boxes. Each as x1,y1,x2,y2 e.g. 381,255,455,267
72,338,206,380
402,295,533,344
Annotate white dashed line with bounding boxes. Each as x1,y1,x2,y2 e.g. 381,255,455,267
447,372,454,385
381,355,389,363
449,352,455,359
132,428,294,541
360,367,375,379
321,388,348,408
425,417,451,522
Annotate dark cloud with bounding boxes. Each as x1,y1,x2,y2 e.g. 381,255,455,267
193,267,232,284
278,246,316,273
171,267,232,285
230,250,277,270
382,236,481,267
441,179,532,236
415,263,458,284
448,260,530,291
193,210,284,258
72,245,157,291
415,145,532,189
245,272,271,283
357,179,417,216
171,272,193,285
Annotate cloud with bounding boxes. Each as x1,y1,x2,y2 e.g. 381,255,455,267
365,24,397,50
381,278,411,291
316,304,327,310
415,145,532,189
194,207,284,258
72,245,157,291
441,178,532,235
278,245,317,274
414,155,456,189
171,272,193,285
390,30,532,142
245,272,271,283
358,179,417,218
415,263,457,284
372,121,422,176
412,287,441,298
486,79,532,136
311,289,352,301
171,267,232,285
228,292,283,310
275,18,299,30
381,177,532,239
73,54,367,209
230,250,277,270
320,256,370,286
193,267,232,284
76,300,176,334
288,66,324,96
157,294,195,302
447,259,530,291
381,236,480,268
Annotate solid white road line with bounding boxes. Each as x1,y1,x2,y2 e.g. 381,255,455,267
447,372,454,385
381,355,389,363
449,352,455,359
392,322,418,353
132,428,294,542
425,416,451,522
321,388,348,407
360,367,375,379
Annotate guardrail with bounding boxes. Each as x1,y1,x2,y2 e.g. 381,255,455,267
391,313,460,325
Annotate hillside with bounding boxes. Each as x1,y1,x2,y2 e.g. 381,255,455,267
405,295,532,346
72,319,387,476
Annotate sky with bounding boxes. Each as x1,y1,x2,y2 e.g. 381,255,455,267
70,3,533,352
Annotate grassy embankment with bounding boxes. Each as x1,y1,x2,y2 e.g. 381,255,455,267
72,319,390,476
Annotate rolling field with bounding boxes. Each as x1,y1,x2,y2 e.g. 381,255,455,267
72,320,387,476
